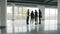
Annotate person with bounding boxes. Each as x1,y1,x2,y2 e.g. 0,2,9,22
26,9,29,25
39,9,42,24
35,10,38,25
30,11,34,24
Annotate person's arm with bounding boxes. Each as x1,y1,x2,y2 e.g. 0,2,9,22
41,12,42,18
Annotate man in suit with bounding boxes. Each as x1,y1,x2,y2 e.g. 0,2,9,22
39,9,42,24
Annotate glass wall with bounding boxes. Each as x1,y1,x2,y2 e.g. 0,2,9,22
45,8,58,20
6,5,58,32
6,6,13,33
6,5,39,33
44,8,58,30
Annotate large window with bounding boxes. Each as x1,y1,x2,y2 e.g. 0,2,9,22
6,6,13,33
45,8,58,20
44,8,58,30
6,6,39,33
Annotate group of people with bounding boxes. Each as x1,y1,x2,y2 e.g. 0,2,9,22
26,9,42,25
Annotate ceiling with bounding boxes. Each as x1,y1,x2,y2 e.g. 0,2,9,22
7,0,57,6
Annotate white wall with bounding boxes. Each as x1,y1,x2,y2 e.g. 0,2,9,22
1,0,7,26
0,7,1,26
0,0,7,34
58,0,60,24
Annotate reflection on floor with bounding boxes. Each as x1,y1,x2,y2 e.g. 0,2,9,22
6,20,60,34
44,20,57,30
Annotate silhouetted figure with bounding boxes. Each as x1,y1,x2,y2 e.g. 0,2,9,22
39,9,42,24
30,11,34,24
26,9,29,25
35,10,38,25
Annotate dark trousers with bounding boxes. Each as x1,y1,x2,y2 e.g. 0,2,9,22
26,16,29,24
35,17,38,25
39,18,41,24
35,17,38,22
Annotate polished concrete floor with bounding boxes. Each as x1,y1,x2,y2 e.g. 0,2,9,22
6,20,60,34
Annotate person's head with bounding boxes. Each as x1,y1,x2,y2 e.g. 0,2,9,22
31,11,33,13
28,9,29,12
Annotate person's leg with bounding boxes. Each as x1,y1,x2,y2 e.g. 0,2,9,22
26,17,29,25
30,18,32,24
35,17,37,25
32,19,34,24
31,18,34,25
28,17,29,24
39,18,41,24
36,17,38,24
35,17,36,23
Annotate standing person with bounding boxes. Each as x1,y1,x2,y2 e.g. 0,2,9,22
35,10,38,25
26,9,29,25
30,11,34,24
39,9,42,24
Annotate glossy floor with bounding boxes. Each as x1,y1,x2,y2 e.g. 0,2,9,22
6,20,60,34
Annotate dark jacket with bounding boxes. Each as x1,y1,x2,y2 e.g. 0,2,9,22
39,9,42,18
35,10,38,18
31,11,34,19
